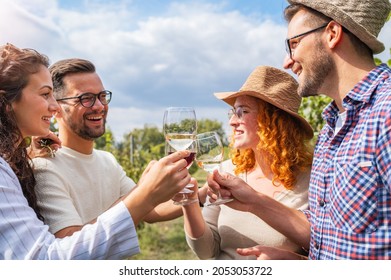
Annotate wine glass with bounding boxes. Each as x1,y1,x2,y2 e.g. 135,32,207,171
196,131,233,206
163,107,198,205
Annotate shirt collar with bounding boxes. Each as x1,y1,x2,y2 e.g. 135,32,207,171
322,63,391,121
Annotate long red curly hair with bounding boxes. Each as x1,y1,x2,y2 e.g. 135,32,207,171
230,98,314,190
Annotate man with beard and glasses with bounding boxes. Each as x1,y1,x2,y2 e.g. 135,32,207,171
32,58,187,238
206,0,391,259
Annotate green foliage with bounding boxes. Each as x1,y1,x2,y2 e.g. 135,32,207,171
298,95,332,138
115,125,165,181
164,118,197,134
94,126,115,152
197,118,227,145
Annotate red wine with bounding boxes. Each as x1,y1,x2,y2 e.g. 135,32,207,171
168,152,195,168
184,152,196,167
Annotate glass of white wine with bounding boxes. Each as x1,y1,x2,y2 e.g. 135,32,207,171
163,107,198,205
196,131,233,206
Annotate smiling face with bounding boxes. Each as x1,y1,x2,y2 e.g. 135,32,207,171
11,65,59,139
56,72,108,141
283,9,335,97
229,95,260,151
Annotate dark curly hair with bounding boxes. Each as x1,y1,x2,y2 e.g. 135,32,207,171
0,43,50,221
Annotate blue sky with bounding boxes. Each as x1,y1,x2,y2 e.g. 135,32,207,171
1,0,390,140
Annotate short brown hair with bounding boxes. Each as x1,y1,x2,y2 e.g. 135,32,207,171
49,58,96,99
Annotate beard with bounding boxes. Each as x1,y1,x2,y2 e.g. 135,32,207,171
72,122,106,141
298,39,335,98
63,107,106,141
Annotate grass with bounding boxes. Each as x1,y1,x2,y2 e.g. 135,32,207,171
131,217,198,260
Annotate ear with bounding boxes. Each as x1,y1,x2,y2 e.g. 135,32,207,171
325,21,344,50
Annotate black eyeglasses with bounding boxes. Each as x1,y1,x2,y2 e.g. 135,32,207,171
56,90,112,108
285,23,329,59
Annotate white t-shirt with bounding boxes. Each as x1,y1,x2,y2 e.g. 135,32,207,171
335,110,347,136
33,146,136,234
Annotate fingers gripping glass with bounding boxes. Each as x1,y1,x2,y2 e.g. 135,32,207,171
56,90,112,108
285,23,329,59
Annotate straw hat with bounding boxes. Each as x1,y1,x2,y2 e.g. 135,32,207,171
214,66,314,139
287,0,391,54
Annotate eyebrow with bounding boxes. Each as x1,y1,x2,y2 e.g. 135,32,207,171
40,85,53,91
234,105,253,110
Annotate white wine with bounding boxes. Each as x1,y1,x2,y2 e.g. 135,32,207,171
166,133,195,151
197,160,221,173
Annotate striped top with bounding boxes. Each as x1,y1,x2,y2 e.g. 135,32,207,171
0,156,140,259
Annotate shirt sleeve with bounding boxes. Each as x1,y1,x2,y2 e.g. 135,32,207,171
185,201,222,259
376,110,391,192
0,158,140,260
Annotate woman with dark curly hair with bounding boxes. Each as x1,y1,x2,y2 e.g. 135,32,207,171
0,43,191,259
0,43,52,222
181,66,314,259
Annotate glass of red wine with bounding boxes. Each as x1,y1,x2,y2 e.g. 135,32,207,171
163,107,198,205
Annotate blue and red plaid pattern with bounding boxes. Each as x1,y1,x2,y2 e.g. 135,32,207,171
304,64,391,259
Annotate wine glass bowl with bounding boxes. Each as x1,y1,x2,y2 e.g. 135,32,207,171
196,131,224,172
163,107,198,205
196,131,233,206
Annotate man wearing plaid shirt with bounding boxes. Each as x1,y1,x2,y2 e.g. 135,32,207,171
206,0,391,259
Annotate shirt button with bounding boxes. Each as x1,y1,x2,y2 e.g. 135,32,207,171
314,242,320,250
319,199,325,207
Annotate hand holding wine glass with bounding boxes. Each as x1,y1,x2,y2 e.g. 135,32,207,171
196,131,233,206
163,107,198,205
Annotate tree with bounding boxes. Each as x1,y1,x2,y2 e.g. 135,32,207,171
196,118,227,145
94,126,115,152
298,95,332,138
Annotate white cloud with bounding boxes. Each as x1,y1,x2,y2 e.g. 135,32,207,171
1,0,390,141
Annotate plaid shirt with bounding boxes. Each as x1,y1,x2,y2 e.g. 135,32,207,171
304,64,391,259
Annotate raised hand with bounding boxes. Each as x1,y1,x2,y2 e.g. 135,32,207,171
28,132,62,158
123,150,191,225
206,169,258,212
237,245,307,260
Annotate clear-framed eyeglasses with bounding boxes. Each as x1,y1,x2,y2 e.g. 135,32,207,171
228,107,245,120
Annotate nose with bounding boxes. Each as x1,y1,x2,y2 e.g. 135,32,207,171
50,96,60,114
283,53,294,69
91,96,105,110
229,114,238,127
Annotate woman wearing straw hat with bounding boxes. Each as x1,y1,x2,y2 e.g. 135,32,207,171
181,65,314,260
209,0,391,260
